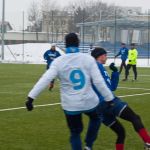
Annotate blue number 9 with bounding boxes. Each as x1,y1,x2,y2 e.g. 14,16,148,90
70,69,85,90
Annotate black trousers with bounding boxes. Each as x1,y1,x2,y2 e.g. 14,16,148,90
119,60,127,74
125,64,137,80
65,106,101,149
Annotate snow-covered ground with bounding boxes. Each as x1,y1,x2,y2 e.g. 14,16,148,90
0,43,150,67
0,43,65,64
106,58,150,68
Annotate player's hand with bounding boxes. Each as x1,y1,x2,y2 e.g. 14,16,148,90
109,63,118,72
25,97,34,111
48,82,54,91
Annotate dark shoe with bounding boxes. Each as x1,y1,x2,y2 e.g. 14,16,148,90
132,79,136,82
144,143,150,149
122,79,127,81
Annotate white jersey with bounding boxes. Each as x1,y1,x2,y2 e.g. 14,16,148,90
28,52,114,112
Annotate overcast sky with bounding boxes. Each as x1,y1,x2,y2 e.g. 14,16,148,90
0,0,150,30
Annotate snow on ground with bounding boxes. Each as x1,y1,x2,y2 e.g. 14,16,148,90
0,43,65,64
105,58,150,68
0,43,150,67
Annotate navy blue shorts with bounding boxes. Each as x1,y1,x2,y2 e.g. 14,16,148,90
101,97,127,126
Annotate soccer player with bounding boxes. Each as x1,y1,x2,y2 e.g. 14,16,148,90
26,33,115,150
43,43,61,69
43,43,61,90
115,43,128,74
91,47,150,150
123,43,138,81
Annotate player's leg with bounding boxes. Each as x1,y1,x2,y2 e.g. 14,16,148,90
119,61,124,74
120,106,150,145
65,113,83,150
123,64,131,81
122,60,127,70
103,98,126,150
84,106,102,150
110,120,126,150
132,65,137,80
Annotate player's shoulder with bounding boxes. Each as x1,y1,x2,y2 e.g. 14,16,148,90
54,52,95,62
79,53,95,60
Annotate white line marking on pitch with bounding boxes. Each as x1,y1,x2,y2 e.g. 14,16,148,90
118,87,150,91
0,103,60,112
118,92,150,97
0,93,150,112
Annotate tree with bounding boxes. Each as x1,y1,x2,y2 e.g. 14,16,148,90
28,1,42,40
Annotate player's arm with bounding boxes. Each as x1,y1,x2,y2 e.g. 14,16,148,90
26,60,58,111
97,63,119,91
115,50,121,58
43,51,48,60
109,63,119,91
134,50,138,59
90,58,114,102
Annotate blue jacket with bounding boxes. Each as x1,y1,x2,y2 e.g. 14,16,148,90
43,49,61,69
93,62,119,102
116,47,128,61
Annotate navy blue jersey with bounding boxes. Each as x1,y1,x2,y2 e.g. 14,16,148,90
93,62,119,102
43,49,61,69
116,47,128,61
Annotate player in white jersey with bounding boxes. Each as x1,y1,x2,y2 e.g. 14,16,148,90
26,33,114,150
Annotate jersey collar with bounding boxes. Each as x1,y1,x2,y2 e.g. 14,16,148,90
66,47,79,53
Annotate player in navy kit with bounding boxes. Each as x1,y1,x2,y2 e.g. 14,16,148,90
115,43,128,74
43,43,61,69
91,47,150,150
43,43,61,90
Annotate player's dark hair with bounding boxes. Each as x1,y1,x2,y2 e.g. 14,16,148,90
121,43,126,45
91,47,107,59
130,43,135,46
65,33,79,48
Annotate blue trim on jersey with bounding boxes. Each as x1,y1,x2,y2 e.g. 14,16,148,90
66,47,79,53
92,62,118,102
64,104,100,115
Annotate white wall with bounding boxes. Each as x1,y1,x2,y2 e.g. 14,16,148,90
4,31,65,42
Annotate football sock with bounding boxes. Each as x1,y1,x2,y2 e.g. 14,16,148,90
138,128,150,143
116,144,124,150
